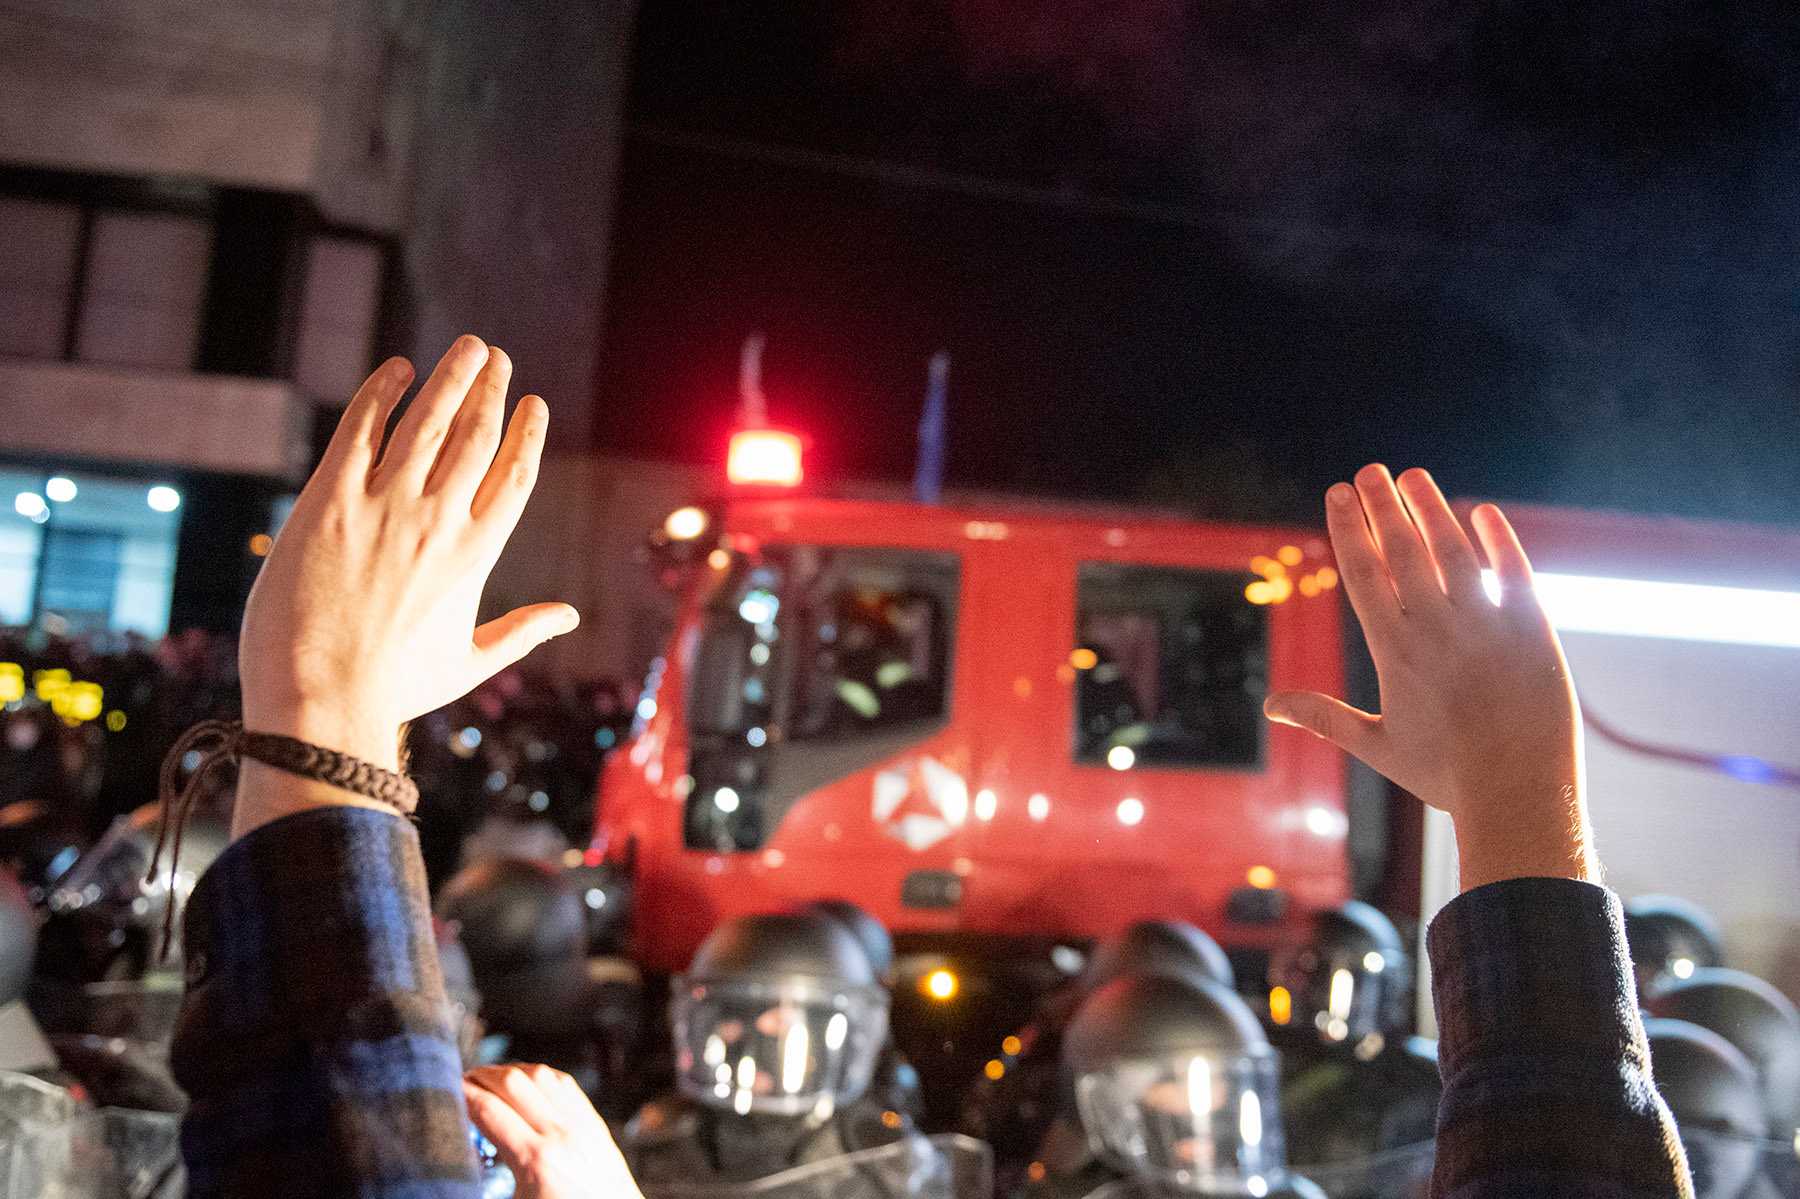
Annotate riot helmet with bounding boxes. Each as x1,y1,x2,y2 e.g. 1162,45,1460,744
35,803,228,983
1064,972,1286,1192
1266,902,1408,1048
804,899,895,985
1644,1018,1765,1199
1625,895,1723,996
1647,968,1800,1136
1083,920,1236,996
672,912,888,1118
436,857,589,1040
0,873,34,1007
0,800,84,904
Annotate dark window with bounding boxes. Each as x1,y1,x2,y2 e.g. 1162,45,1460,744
1074,563,1268,769
0,198,81,357
76,211,212,369
684,545,958,850
0,170,391,382
789,547,957,740
37,528,123,632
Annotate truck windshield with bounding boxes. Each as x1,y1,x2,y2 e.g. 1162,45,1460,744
683,545,959,850
1074,563,1268,768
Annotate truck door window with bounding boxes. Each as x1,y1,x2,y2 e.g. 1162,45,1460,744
684,546,959,850
1074,563,1268,768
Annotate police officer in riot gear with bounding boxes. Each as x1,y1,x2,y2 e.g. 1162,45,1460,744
31,803,228,1051
803,898,926,1123
1023,971,1324,1198
965,920,1236,1193
438,858,590,1044
0,799,85,905
0,871,33,1013
1624,894,1724,996
623,911,914,1187
1265,902,1438,1187
1081,921,1236,998
1647,968,1800,1142
437,858,645,1119
5,832,187,1191
1644,1019,1771,1199
807,898,896,985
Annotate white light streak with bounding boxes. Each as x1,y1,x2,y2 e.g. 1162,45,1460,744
780,1020,810,1095
1484,570,1800,649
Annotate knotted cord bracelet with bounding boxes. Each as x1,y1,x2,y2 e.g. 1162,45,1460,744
149,719,419,957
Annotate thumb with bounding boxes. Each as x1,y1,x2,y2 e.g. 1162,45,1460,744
471,602,580,678
1264,690,1384,766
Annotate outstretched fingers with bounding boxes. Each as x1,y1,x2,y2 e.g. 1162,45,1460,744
1264,690,1386,772
1354,464,1441,611
1324,481,1402,642
317,357,413,488
471,603,580,682
372,335,489,492
470,394,549,535
1395,468,1486,605
425,347,512,502
1469,502,1537,611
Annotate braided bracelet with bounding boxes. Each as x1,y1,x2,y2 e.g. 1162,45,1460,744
237,729,419,814
149,719,419,956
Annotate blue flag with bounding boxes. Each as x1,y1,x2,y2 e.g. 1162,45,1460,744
914,352,949,503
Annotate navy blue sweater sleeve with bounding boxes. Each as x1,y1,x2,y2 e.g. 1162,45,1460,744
172,805,480,1199
1428,876,1691,1198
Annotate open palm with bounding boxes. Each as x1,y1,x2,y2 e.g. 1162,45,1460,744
238,336,577,771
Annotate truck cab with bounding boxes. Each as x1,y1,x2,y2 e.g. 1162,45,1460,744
595,485,1352,983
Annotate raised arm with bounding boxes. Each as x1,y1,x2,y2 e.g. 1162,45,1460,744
1264,465,1690,1198
173,338,578,1198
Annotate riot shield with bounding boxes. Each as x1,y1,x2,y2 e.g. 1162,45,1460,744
1081,1170,1330,1198
1292,1140,1434,1199
645,1133,992,1199
94,1106,184,1199
0,1070,182,1199
29,977,185,1046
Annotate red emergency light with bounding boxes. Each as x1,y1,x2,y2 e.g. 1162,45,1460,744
727,428,804,488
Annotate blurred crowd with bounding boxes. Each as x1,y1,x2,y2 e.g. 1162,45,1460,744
2,630,1797,1198
0,626,634,1194
0,625,634,897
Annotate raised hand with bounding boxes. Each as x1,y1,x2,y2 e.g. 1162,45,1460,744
1263,465,1598,891
464,1065,644,1199
234,336,577,832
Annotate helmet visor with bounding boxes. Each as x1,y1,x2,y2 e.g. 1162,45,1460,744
1268,945,1391,1045
672,975,888,1116
1076,1047,1284,1188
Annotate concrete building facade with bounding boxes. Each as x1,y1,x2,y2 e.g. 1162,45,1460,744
0,0,635,637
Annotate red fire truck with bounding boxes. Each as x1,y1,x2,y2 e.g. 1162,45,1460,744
592,426,1354,993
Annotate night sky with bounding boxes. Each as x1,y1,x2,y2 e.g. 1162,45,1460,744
595,1,1800,526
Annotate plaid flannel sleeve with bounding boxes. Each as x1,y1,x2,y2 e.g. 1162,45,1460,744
172,806,480,1199
1428,876,1692,1199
